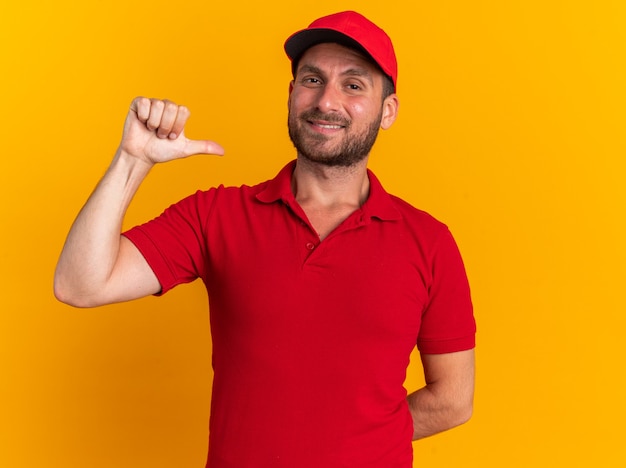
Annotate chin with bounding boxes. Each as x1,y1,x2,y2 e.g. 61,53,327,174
300,151,367,168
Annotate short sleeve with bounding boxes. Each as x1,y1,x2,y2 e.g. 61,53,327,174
123,189,216,295
417,228,476,354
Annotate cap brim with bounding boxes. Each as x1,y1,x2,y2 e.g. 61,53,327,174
285,28,372,72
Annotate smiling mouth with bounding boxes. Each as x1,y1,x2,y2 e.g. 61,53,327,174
300,111,350,132
311,121,345,130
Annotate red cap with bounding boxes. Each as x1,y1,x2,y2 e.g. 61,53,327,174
284,11,398,89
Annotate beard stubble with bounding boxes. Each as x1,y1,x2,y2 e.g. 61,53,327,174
288,109,382,167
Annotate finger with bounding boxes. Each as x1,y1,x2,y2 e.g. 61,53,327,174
183,138,226,157
168,105,190,140
156,100,180,139
146,99,165,131
130,96,151,122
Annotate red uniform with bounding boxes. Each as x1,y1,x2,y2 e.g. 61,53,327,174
124,161,476,467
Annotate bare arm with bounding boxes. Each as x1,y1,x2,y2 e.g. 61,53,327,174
54,97,224,308
407,349,475,440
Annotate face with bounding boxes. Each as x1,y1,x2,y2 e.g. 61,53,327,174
287,43,398,167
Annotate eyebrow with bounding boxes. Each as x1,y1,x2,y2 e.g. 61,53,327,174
297,64,375,86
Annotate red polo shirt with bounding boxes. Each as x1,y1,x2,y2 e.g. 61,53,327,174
124,161,475,467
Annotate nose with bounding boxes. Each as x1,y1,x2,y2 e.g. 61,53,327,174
315,83,341,113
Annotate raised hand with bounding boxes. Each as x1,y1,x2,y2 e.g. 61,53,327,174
120,97,225,165
54,97,226,307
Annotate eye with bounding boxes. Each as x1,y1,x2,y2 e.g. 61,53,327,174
302,76,322,86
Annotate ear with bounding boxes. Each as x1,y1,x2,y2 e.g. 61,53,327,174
380,93,399,130
288,81,294,108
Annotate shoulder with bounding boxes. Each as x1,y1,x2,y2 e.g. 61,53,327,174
386,193,450,238
367,169,448,237
181,177,273,206
389,194,445,224
376,192,467,266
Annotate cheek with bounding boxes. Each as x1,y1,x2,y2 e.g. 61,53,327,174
289,88,315,108
288,95,307,117
347,102,378,124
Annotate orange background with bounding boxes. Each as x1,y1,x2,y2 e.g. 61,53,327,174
1,1,625,466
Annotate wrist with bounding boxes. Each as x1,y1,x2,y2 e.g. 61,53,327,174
105,148,155,196
113,147,154,174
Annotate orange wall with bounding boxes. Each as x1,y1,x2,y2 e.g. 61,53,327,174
1,1,625,466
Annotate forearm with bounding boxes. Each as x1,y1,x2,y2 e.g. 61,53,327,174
407,350,475,440
54,149,153,306
407,385,472,440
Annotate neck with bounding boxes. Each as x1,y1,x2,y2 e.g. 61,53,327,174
291,156,370,209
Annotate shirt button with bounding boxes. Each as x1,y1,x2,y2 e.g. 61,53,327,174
305,242,315,250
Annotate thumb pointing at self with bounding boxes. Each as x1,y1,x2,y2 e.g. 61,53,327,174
179,136,226,157
126,97,226,163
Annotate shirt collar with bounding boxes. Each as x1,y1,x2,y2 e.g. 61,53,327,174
256,160,402,222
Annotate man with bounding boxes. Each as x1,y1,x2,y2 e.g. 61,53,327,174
55,11,475,467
